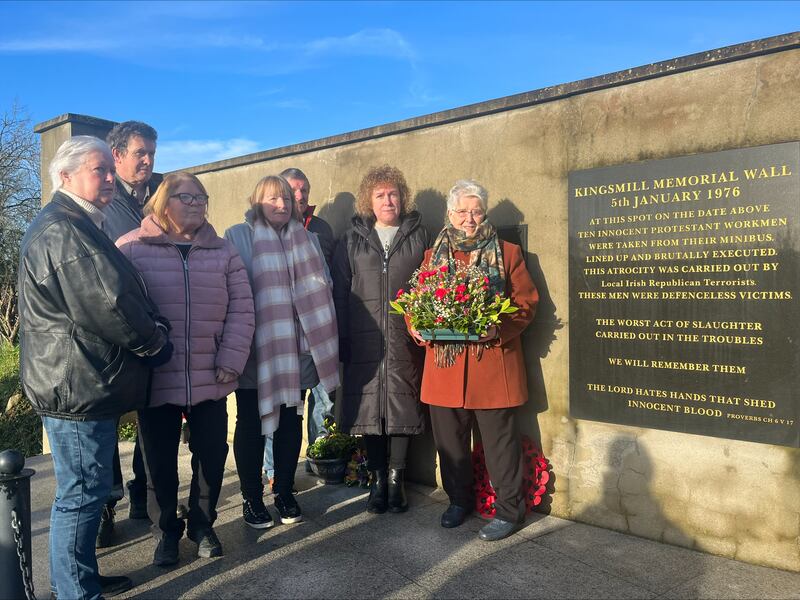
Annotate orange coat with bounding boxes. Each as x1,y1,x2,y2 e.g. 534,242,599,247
418,241,538,409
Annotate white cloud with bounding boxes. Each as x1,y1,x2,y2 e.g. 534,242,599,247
156,138,261,172
304,28,416,60
0,26,415,61
0,38,118,52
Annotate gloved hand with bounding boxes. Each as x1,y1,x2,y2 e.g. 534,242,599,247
142,341,174,368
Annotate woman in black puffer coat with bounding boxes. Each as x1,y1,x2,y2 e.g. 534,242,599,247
333,165,429,514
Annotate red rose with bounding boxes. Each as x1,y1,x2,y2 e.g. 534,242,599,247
435,288,447,300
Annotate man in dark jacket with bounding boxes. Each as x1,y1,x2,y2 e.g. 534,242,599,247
18,136,172,599
279,167,336,461
98,121,162,546
281,167,335,267
103,121,162,242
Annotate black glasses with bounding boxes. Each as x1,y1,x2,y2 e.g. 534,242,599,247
170,193,209,206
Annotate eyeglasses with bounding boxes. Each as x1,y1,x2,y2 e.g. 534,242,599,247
451,209,486,219
170,193,209,206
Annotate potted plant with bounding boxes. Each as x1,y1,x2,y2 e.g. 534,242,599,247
306,419,358,485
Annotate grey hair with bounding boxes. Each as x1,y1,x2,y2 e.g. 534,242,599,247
49,136,113,191
447,179,489,212
280,167,310,190
106,120,158,153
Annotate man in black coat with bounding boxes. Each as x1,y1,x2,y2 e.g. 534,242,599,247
18,136,172,598
97,121,163,547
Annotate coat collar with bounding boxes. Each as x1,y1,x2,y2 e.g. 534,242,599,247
352,210,421,240
136,214,224,248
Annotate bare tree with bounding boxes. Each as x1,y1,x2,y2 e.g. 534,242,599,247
0,102,40,344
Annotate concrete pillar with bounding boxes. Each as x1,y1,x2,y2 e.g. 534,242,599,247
33,113,117,203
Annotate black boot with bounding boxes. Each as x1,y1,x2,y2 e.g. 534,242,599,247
366,468,388,514
387,468,408,513
96,504,116,548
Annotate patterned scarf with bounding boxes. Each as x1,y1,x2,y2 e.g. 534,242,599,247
428,221,506,367
252,218,340,435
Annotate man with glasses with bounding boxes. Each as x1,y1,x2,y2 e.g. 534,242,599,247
97,121,163,548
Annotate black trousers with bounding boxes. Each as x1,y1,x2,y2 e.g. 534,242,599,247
109,430,147,507
429,405,525,524
271,400,304,497
138,398,228,539
233,388,265,501
363,434,411,470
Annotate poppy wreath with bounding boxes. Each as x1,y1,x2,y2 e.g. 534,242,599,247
472,436,550,518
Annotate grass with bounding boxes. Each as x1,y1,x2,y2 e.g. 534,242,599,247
0,341,20,410
0,341,42,456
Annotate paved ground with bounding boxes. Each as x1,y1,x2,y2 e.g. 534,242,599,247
24,442,800,599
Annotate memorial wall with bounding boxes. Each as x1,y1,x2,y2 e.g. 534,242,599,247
36,33,800,571
569,143,800,448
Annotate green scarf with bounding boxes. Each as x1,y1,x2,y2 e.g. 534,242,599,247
430,221,506,295
427,221,505,367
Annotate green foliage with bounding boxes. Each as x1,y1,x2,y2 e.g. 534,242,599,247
0,341,20,407
118,420,138,442
390,264,518,336
306,419,358,460
0,342,41,456
0,396,42,457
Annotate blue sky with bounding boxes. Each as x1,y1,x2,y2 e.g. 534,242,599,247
1,1,797,171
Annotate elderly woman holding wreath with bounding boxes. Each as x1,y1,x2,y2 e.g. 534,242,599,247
410,179,538,542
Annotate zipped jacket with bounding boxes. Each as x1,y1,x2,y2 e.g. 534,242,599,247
102,173,163,243
332,211,428,435
18,192,167,420
117,215,255,409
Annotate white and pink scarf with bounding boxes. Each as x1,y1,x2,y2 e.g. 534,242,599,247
252,218,339,435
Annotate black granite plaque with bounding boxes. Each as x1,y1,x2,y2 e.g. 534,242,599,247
568,142,800,447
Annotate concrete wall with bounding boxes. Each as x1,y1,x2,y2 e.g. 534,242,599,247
36,33,800,571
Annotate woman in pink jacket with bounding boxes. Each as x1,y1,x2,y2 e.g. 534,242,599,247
117,172,254,567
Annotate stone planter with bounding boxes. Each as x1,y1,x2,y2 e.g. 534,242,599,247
307,457,348,485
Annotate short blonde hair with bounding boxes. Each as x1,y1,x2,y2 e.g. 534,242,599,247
144,172,208,231
248,175,298,225
355,164,412,221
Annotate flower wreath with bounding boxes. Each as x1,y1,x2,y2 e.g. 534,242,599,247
472,436,550,518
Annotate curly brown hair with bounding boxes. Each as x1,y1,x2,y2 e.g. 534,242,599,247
355,164,413,220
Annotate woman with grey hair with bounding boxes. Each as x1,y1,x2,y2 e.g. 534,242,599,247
410,179,539,541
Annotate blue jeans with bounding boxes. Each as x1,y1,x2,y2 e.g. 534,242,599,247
263,383,333,476
307,383,333,442
262,434,274,479
43,416,117,600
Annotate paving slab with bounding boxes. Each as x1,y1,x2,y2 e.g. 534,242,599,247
532,519,714,594
661,558,800,599
22,441,800,600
